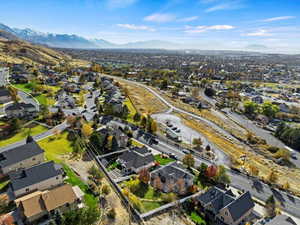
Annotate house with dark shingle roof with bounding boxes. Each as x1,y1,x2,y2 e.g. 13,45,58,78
196,187,254,225
117,146,155,174
0,88,12,104
0,138,44,175
150,162,194,195
5,102,37,119
9,161,64,198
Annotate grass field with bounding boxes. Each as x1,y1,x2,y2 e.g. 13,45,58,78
124,97,137,123
0,125,48,148
38,132,73,161
118,80,168,114
35,94,55,106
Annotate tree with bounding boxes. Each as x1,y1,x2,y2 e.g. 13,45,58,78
8,118,21,133
107,208,116,219
267,170,278,184
191,87,200,98
150,120,157,133
248,164,259,176
102,184,111,195
88,165,103,183
138,168,150,184
197,163,208,176
244,101,259,116
81,123,93,138
205,165,218,178
140,115,147,128
204,87,216,97
62,206,100,225
182,154,195,168
8,86,18,102
133,112,141,122
283,181,290,190
193,138,203,149
105,135,118,152
73,138,84,157
261,102,279,119
274,148,291,161
215,165,231,184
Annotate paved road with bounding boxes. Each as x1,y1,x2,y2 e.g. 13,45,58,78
0,121,68,153
101,75,300,219
223,108,300,168
132,127,300,219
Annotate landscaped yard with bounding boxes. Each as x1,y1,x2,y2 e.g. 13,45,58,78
63,165,98,208
38,132,73,161
107,161,121,171
38,132,98,208
0,125,48,148
154,154,175,166
122,178,171,213
35,94,55,106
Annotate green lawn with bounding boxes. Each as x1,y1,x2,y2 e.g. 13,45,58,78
63,165,98,208
13,83,32,93
124,98,137,123
0,125,48,148
154,155,175,166
141,200,162,213
0,178,10,192
189,212,206,225
123,179,166,213
38,132,98,208
35,94,55,106
107,161,120,171
38,132,73,161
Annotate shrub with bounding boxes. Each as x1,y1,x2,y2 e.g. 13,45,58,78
107,208,116,219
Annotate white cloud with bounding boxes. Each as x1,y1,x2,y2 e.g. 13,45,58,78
245,29,272,37
262,16,296,22
205,0,244,12
185,24,235,33
117,24,155,32
177,16,199,22
107,0,137,8
144,13,176,23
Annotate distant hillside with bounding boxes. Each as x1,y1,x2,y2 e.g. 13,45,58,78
0,30,73,65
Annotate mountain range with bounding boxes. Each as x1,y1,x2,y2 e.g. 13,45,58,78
0,23,181,49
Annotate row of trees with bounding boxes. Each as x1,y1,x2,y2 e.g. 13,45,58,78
244,101,279,119
275,123,300,150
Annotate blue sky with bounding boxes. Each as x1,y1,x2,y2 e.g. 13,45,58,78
0,0,299,52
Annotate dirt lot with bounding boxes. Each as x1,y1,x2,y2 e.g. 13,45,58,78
117,80,169,115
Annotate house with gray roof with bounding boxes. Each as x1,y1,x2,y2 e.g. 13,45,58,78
117,146,155,174
0,138,44,175
150,162,194,195
0,88,12,104
263,215,297,225
9,161,64,198
5,102,38,119
196,187,254,225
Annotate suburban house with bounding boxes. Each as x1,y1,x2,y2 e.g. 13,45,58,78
196,187,255,225
15,184,84,224
55,91,76,109
5,103,37,119
0,88,12,104
111,127,129,148
0,138,44,176
9,161,64,198
262,215,297,225
10,74,28,84
150,162,194,195
117,147,155,174
252,96,264,104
